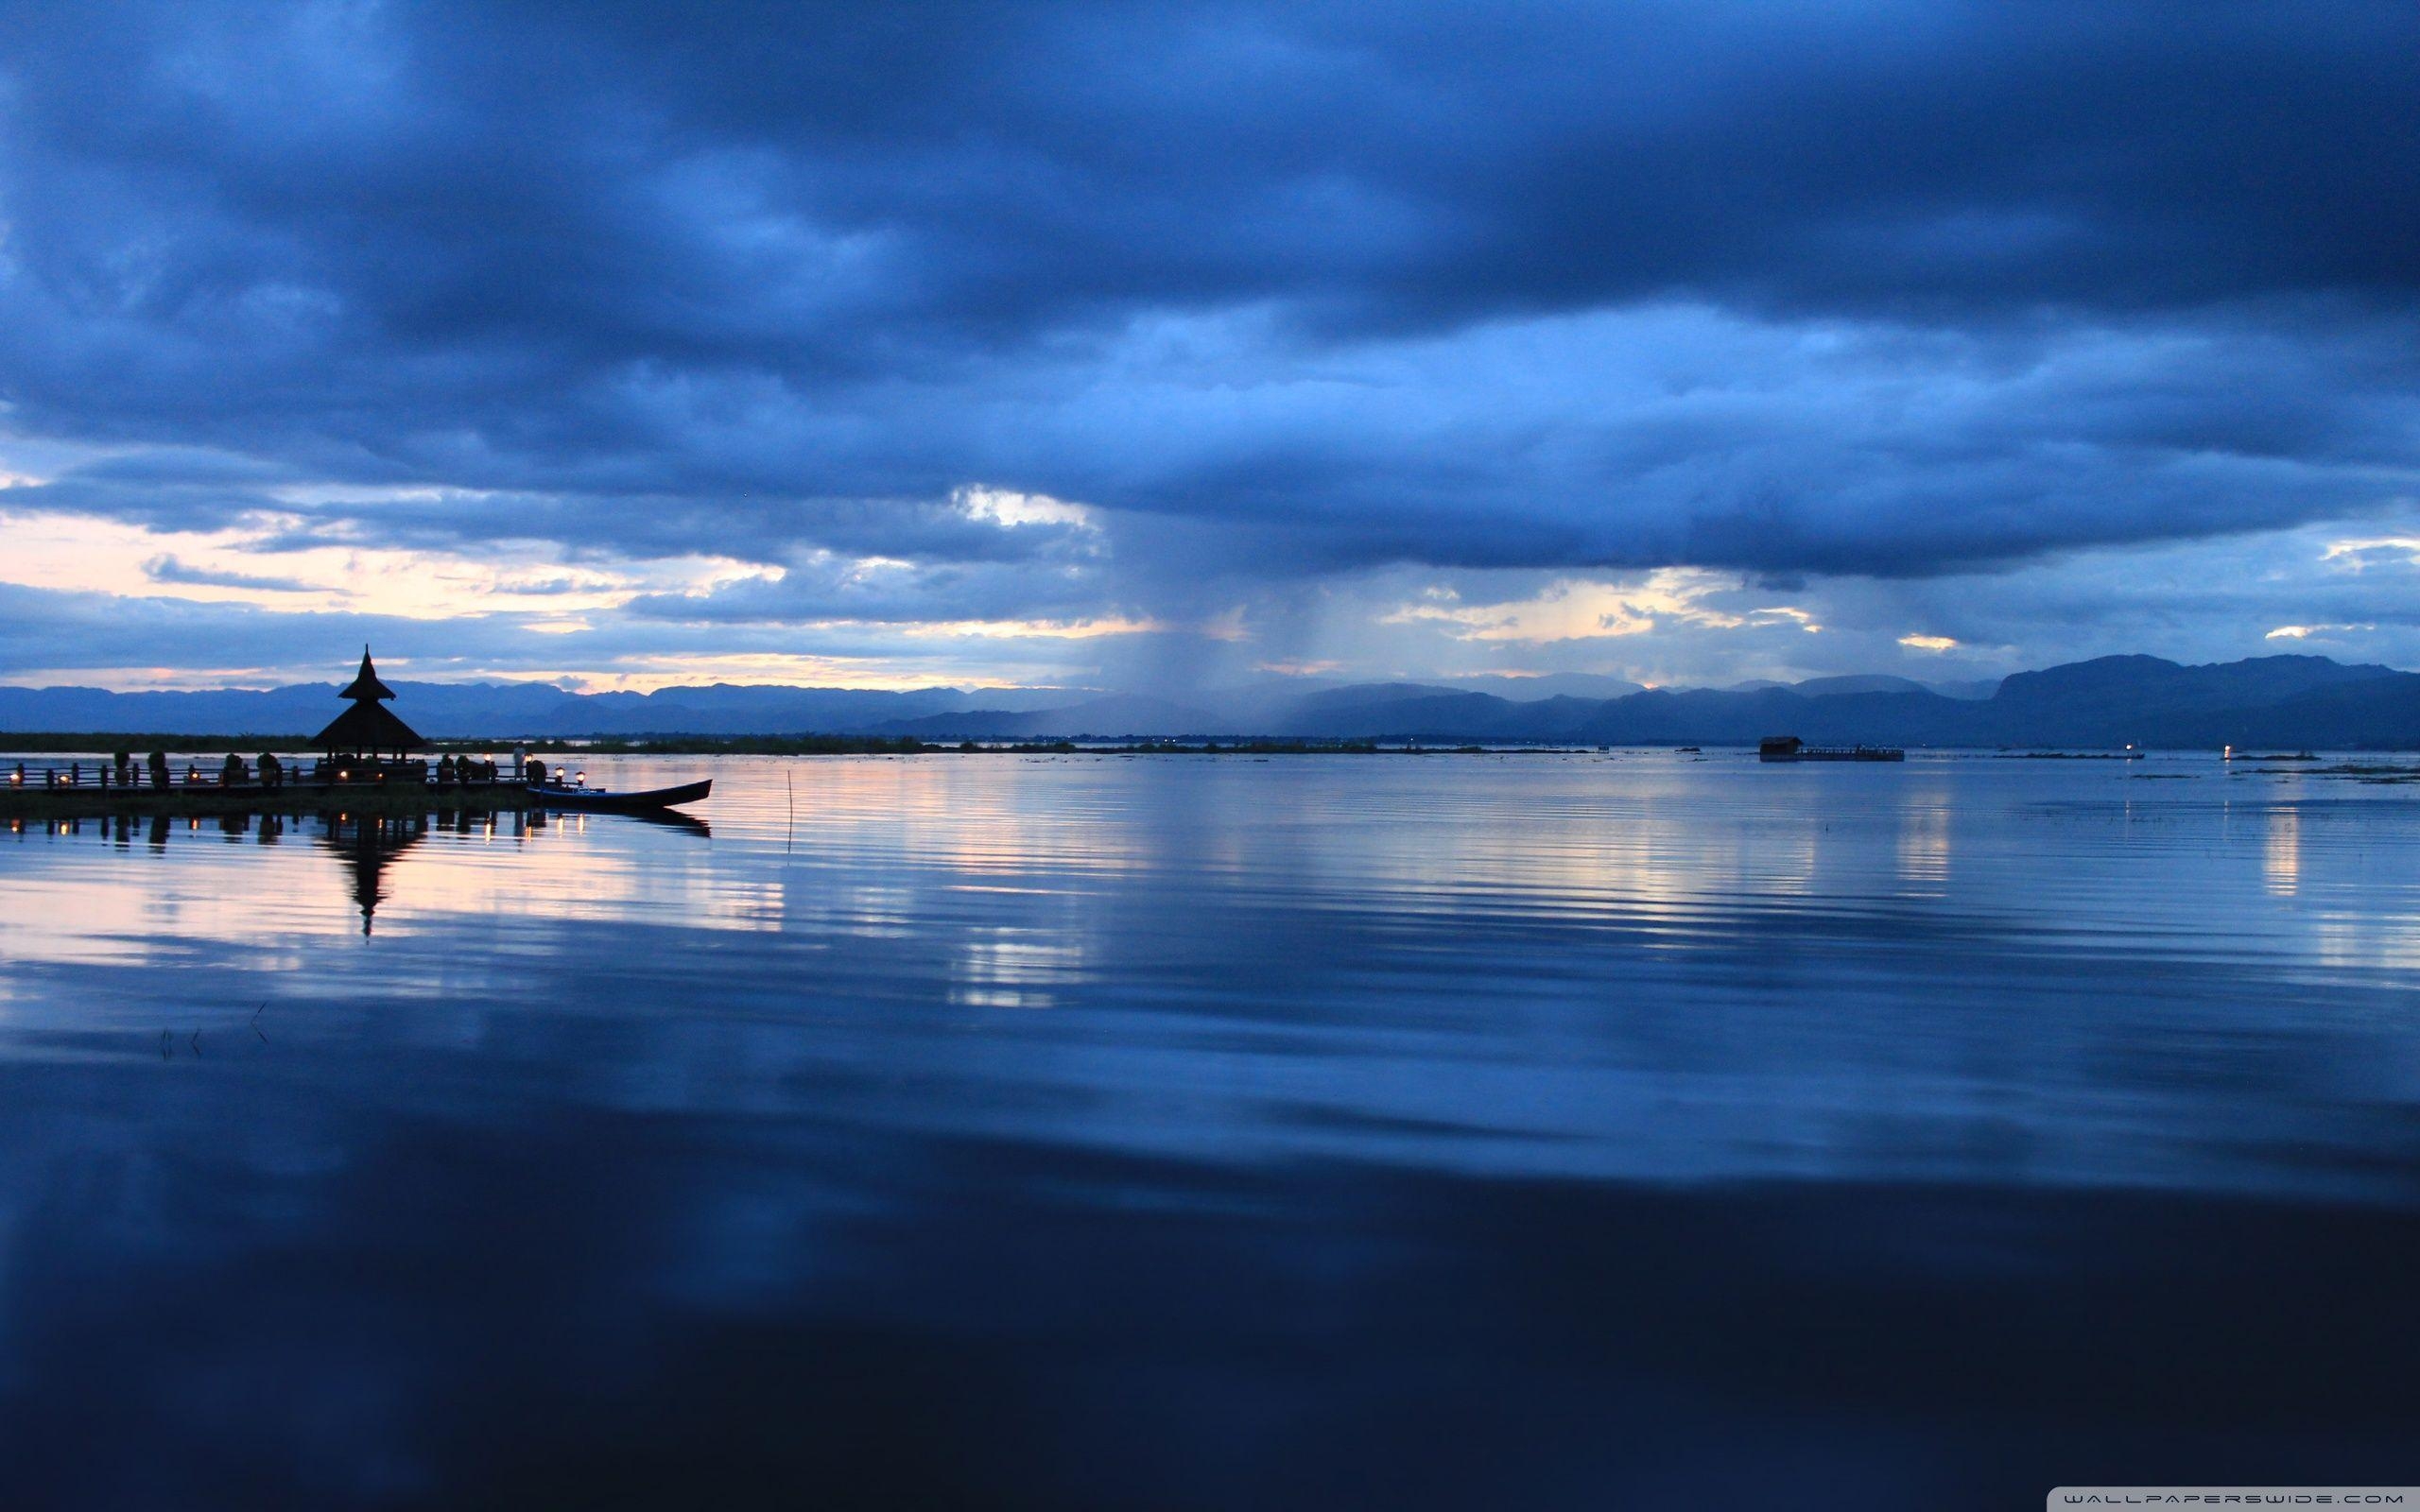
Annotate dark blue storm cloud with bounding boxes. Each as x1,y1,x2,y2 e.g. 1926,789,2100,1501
1,0,2417,672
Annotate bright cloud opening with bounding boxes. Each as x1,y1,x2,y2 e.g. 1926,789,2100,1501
1381,571,1820,645
2266,623,2373,640
956,485,1101,534
2322,537,2420,567
895,616,1167,641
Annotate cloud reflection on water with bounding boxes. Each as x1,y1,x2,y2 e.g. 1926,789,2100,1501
3,753,2420,1502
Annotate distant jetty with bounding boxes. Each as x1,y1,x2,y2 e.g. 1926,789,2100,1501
1757,735,1906,763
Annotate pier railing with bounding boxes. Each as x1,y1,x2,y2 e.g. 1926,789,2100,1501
5,757,527,795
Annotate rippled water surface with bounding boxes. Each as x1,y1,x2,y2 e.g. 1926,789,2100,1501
3,751,2418,1508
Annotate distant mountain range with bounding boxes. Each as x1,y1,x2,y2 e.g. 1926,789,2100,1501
5,654,2419,749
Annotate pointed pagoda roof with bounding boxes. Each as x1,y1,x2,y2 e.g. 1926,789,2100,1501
337,644,397,702
313,646,424,752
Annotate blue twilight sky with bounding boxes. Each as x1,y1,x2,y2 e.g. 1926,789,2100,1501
1,1,2417,693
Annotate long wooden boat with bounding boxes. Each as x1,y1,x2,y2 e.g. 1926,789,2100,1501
527,778,713,811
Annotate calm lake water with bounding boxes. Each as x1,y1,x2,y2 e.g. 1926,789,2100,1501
2,750,2417,1508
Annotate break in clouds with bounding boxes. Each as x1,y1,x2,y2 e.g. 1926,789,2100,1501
2,1,2418,689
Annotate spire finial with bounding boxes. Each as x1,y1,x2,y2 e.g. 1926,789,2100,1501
337,646,397,703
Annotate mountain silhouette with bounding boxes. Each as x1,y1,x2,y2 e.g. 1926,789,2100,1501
4,654,2416,748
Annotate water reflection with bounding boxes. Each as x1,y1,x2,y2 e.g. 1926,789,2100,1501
1893,794,1952,892
321,813,428,934
0,799,725,965
2,753,2419,1505
2265,801,2302,896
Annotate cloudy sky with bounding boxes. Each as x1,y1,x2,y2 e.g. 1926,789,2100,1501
2,1,2416,693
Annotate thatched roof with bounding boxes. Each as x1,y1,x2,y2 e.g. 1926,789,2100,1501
337,645,397,703
313,698,425,752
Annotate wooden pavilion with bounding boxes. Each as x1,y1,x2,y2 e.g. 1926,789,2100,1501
312,646,426,764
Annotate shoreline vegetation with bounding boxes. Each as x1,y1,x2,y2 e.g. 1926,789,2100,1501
2,732,2414,762
531,735,1434,755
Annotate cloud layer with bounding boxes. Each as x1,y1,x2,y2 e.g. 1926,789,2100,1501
2,2,2416,688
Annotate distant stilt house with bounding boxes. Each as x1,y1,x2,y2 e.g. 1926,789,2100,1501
313,647,426,767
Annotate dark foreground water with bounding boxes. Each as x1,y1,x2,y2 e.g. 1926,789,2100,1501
2,751,2417,1508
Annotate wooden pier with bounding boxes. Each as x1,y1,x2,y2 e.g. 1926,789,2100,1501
0,778,533,823
4,645,538,822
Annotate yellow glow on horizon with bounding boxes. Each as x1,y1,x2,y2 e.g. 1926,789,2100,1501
537,652,1051,694
1254,659,1342,676
0,663,310,692
1898,634,1959,652
0,652,1075,694
0,507,777,620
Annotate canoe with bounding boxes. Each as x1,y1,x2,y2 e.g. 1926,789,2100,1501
527,779,712,811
